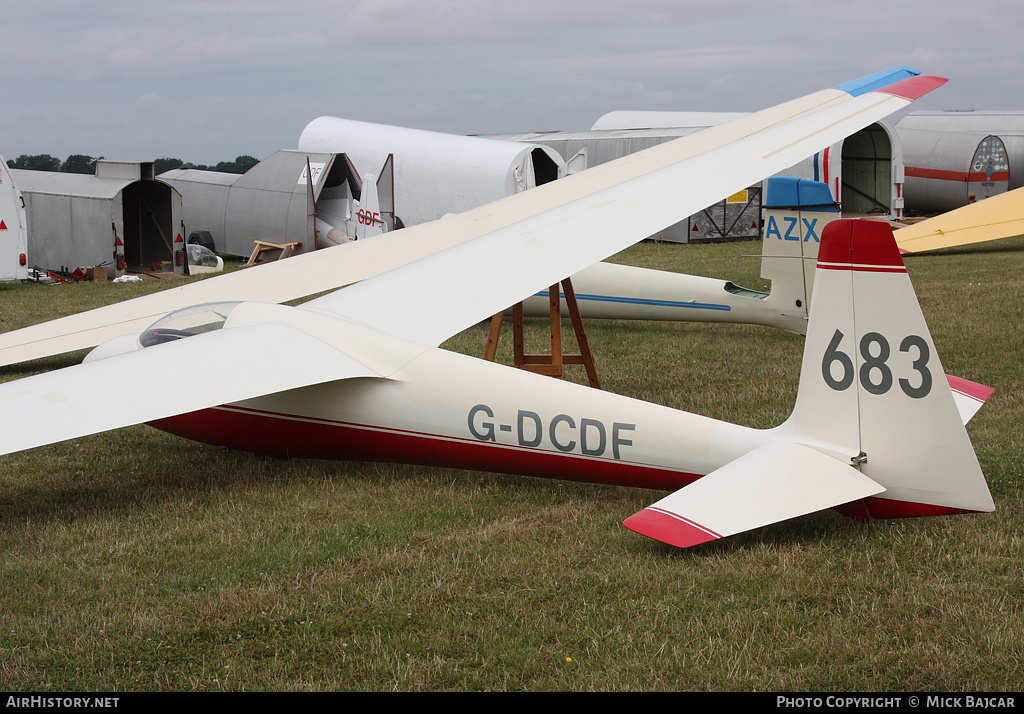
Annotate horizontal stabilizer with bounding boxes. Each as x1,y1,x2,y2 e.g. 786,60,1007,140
623,441,886,548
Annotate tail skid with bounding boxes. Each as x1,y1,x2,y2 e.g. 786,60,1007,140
625,219,994,548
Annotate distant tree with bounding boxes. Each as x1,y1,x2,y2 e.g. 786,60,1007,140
213,155,259,174
8,154,61,172
154,157,185,174
61,154,101,174
233,155,259,173
179,155,259,174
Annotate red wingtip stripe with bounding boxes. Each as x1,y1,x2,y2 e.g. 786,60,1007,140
818,219,907,270
623,507,721,548
873,75,948,101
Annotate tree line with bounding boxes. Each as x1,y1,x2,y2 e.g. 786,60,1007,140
5,154,260,175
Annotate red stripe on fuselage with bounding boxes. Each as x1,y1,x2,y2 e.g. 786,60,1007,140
149,405,702,491
905,166,1011,183
834,497,986,521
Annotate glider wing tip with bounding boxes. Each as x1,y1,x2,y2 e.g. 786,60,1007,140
623,508,720,549
876,75,949,100
832,66,920,97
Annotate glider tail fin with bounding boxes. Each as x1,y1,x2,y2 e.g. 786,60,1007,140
355,172,386,241
624,218,993,549
784,218,995,519
759,177,842,327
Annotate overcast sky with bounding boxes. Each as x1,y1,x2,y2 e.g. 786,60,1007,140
3,0,1022,165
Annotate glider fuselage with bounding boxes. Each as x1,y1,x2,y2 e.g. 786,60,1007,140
151,345,770,491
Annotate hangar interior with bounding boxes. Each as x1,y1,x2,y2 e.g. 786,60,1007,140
840,123,896,216
120,174,180,271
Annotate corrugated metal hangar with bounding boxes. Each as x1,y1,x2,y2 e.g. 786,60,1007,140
160,150,371,256
12,161,183,278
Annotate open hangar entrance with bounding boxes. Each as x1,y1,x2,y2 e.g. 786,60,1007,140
120,174,181,272
837,122,901,217
13,161,184,278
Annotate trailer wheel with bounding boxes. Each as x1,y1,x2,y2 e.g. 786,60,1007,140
187,230,216,252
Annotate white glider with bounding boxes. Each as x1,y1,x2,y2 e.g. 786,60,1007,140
0,69,994,548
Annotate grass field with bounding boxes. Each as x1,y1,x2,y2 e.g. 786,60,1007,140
0,237,1021,691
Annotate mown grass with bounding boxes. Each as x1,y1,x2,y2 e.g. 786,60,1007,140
0,238,1021,691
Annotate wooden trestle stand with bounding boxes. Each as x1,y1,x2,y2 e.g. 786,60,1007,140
483,277,600,389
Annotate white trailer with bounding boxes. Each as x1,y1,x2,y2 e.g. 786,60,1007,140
0,155,28,281
898,111,1024,190
490,113,907,241
297,117,568,227
895,128,1010,214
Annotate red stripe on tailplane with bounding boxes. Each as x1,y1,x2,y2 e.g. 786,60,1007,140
623,507,722,548
818,219,907,270
873,75,948,101
946,374,995,403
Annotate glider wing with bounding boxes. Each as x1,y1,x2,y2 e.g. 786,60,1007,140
895,186,1024,254
0,301,430,456
0,69,948,462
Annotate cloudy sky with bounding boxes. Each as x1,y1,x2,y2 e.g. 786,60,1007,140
3,0,1022,165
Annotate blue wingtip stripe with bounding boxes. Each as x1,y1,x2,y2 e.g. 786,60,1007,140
833,67,921,97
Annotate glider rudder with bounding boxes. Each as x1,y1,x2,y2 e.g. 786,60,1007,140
785,219,995,519
760,177,841,328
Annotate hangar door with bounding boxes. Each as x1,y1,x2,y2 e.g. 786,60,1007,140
121,179,178,270
841,123,893,215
